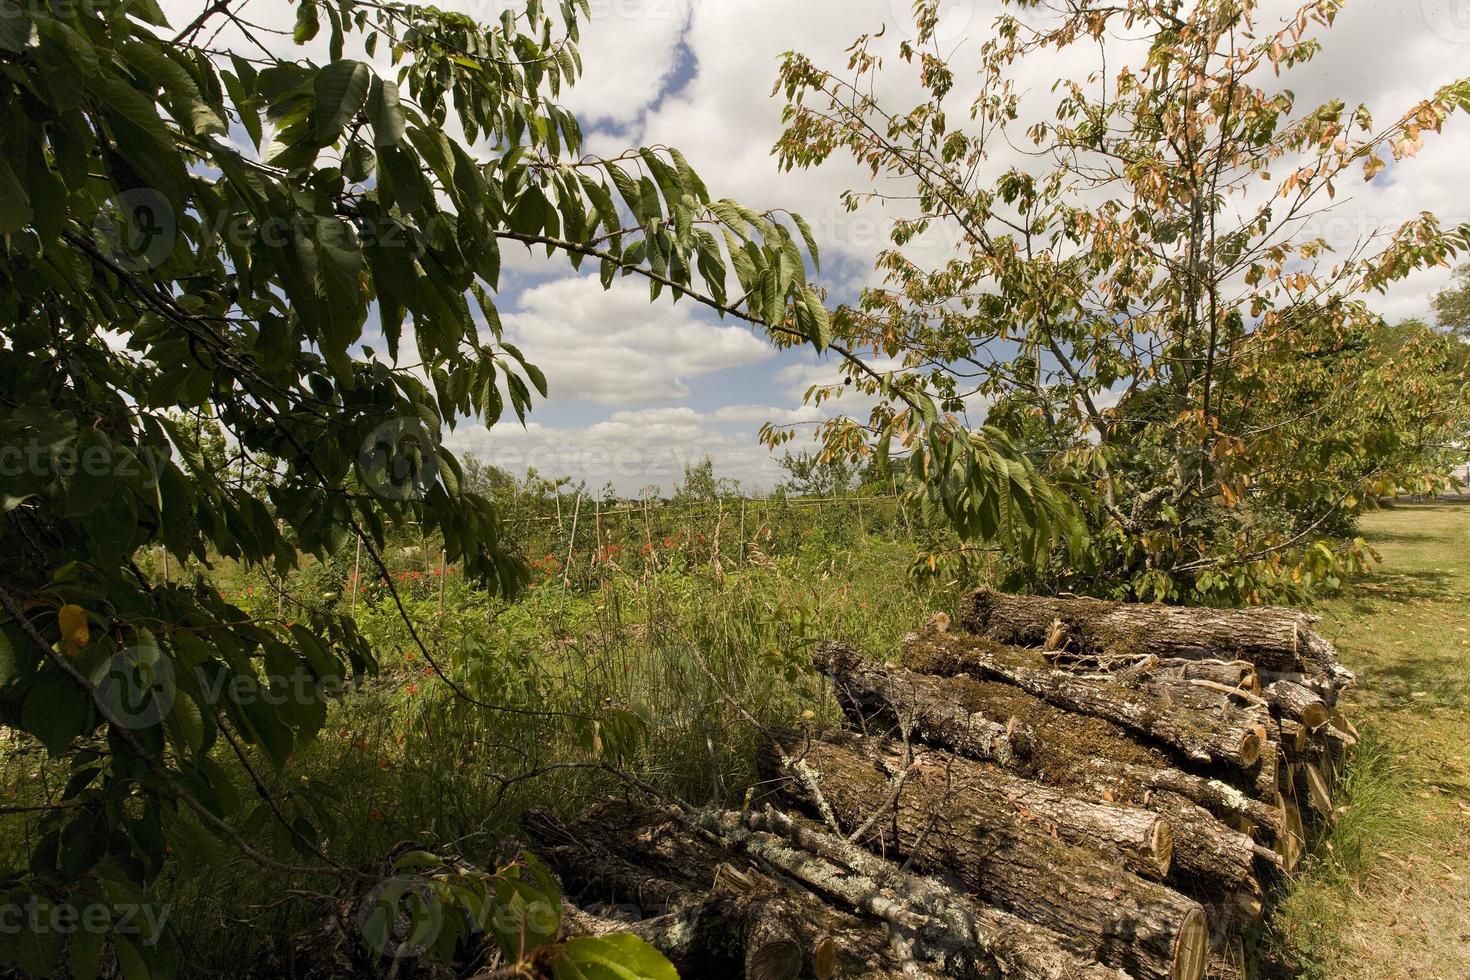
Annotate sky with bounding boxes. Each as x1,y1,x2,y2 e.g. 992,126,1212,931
164,0,1470,494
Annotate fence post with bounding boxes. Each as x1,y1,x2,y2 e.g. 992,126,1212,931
739,498,747,562
558,490,583,623
351,534,362,616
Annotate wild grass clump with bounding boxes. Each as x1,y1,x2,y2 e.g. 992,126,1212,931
1259,728,1429,978
149,529,952,975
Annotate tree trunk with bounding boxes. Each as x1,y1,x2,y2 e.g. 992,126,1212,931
1120,657,1262,695
1147,791,1267,895
766,733,1210,980
902,632,1268,769
693,807,1126,980
958,588,1353,690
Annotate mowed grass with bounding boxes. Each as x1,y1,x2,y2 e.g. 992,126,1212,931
1263,501,1470,979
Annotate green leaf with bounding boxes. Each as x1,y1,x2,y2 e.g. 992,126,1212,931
68,928,106,980
791,212,821,271
21,669,91,755
90,74,190,213
0,0,34,53
0,154,32,234
552,935,679,980
314,60,371,144
367,77,406,148
294,1,320,43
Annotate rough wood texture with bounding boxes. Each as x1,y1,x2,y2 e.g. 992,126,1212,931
529,806,941,979
767,733,1209,980
817,643,1285,836
902,632,1268,769
811,733,1175,879
813,641,1037,766
695,807,1129,980
1265,680,1331,731
1147,791,1265,894
959,588,1354,690
1121,657,1262,695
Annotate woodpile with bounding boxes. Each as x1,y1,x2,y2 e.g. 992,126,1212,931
528,588,1355,980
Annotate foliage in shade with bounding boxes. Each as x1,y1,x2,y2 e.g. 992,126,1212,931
0,0,961,974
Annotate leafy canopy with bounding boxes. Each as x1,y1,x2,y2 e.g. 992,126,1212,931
770,0,1470,601
0,0,914,974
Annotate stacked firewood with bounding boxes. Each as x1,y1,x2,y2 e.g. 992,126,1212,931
528,588,1356,980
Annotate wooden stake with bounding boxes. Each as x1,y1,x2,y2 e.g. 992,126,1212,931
351,534,362,617
558,491,583,623
740,498,747,562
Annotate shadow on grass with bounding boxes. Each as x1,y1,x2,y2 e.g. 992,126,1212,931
1340,567,1456,616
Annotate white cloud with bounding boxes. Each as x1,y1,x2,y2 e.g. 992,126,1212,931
495,274,774,404
553,0,691,126
445,405,795,493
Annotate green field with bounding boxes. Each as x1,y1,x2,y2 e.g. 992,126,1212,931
1265,502,1470,979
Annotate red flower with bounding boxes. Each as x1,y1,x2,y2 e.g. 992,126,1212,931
405,684,419,695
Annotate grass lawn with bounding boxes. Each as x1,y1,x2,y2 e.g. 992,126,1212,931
1265,501,1470,978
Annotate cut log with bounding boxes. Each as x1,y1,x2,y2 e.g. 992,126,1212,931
812,641,1037,767
694,807,1128,980
1128,658,1258,696
958,588,1354,690
1273,795,1306,872
1147,791,1267,895
529,807,939,979
1276,718,1309,755
766,733,1210,980
1252,739,1281,802
814,644,1287,856
902,632,1268,769
1300,761,1335,818
1265,681,1331,731
827,734,1176,878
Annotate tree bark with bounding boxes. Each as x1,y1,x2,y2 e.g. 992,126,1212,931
902,632,1268,769
528,807,931,979
766,733,1210,980
1146,791,1267,895
1120,657,1262,695
813,641,1037,767
1265,680,1330,731
958,588,1354,690
693,807,1127,980
814,644,1286,853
